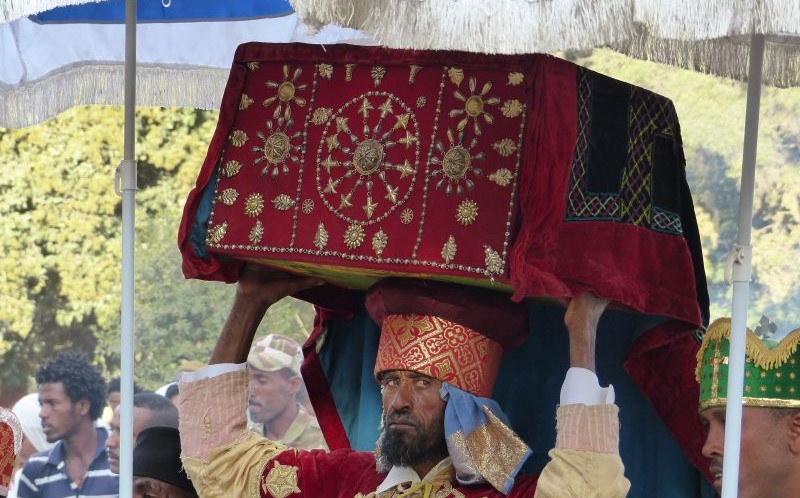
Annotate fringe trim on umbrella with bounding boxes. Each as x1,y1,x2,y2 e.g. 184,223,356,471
612,33,800,88
695,318,800,381
631,0,800,40
0,0,109,23
291,0,636,54
0,63,228,128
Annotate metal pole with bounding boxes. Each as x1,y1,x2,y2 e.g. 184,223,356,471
117,0,137,497
720,33,764,498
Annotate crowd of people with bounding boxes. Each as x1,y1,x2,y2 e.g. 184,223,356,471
0,268,798,498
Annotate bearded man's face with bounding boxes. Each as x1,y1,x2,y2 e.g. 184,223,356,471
378,370,448,469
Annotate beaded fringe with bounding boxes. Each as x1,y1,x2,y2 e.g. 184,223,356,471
696,318,800,381
0,64,228,128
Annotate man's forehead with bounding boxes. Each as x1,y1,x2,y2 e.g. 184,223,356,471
380,370,436,380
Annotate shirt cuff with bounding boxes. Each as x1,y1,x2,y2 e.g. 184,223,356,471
180,362,246,383
560,367,615,405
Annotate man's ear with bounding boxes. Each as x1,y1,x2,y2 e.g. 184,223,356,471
288,375,302,395
75,398,91,417
788,411,800,454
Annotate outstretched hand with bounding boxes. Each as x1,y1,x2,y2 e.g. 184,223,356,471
563,292,610,372
236,263,325,308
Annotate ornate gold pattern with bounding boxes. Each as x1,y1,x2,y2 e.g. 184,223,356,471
441,235,457,263
253,117,302,178
442,146,471,180
249,220,264,244
489,168,513,186
456,200,478,226
207,222,227,244
372,229,388,257
246,62,259,71
500,99,523,118
448,67,464,87
311,107,333,125
244,193,264,217
371,66,386,86
262,462,301,498
492,138,518,157
263,132,291,163
240,93,254,110
263,64,308,119
219,188,239,206
272,194,296,211
344,224,366,249
484,246,503,275
352,139,386,175
345,63,356,81
507,72,524,85
400,208,414,224
416,96,427,108
229,130,248,147
318,63,333,79
363,196,378,219
314,222,328,250
409,65,422,84
301,199,314,214
431,128,484,195
451,76,500,136
220,160,243,178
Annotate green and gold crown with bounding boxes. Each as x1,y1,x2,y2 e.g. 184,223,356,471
696,317,800,411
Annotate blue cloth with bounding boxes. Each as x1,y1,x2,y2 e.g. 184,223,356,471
16,427,118,498
441,384,531,494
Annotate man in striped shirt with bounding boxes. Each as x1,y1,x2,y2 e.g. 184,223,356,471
16,352,118,498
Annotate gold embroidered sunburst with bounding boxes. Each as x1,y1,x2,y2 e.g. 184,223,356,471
416,96,427,108
456,199,478,226
430,128,484,195
301,199,314,214
400,208,414,224
243,193,264,217
229,130,247,147
450,76,501,136
207,221,227,244
263,64,308,119
344,224,366,249
262,463,301,498
252,116,302,178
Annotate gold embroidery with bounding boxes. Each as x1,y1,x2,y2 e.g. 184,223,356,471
456,200,478,226
311,107,333,125
313,223,328,250
262,462,301,498
416,96,427,108
321,156,339,173
353,139,386,175
249,221,264,244
395,160,415,178
272,194,296,211
246,62,260,71
431,129,484,196
371,66,387,86
220,160,243,178
359,98,374,118
240,94,254,110
244,193,265,217
448,67,464,87
345,63,356,81
500,99,523,118
708,340,727,400
489,168,513,186
218,188,239,205
400,208,414,224
229,130,248,147
207,222,227,244
363,196,378,219
318,63,333,79
409,65,422,84
442,147,471,180
253,119,302,178
372,229,388,257
507,72,524,85
394,113,410,130
301,199,314,214
339,192,353,210
385,185,399,204
492,138,517,157
263,64,308,119
484,246,502,275
441,235,457,263
344,224,366,249
378,97,394,118
451,77,500,136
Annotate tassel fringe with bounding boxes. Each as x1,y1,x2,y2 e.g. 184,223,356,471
1,0,109,23
695,318,800,381
0,64,228,128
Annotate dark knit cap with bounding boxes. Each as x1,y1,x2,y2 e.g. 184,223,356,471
132,426,196,496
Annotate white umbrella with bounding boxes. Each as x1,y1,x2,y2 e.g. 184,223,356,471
289,2,800,497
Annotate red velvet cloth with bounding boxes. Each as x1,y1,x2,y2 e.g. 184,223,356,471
259,448,539,498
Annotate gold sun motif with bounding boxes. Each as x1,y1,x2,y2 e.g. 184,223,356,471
244,193,264,217
263,64,308,119
400,208,414,224
449,76,501,136
344,224,366,249
252,116,303,178
456,199,478,226
430,128,484,195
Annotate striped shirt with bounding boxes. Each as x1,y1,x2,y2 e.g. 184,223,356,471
16,427,118,498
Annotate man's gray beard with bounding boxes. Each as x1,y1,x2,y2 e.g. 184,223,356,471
374,416,446,473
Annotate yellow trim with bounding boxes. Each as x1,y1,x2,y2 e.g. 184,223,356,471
695,318,800,381
700,396,800,411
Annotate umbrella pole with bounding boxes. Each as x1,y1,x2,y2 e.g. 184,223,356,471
116,0,137,497
720,33,765,498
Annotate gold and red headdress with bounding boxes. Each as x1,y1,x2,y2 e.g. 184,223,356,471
0,407,22,496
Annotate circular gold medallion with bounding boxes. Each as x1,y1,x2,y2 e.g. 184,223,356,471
465,95,484,117
263,132,290,164
442,146,471,179
352,139,385,175
278,81,296,102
